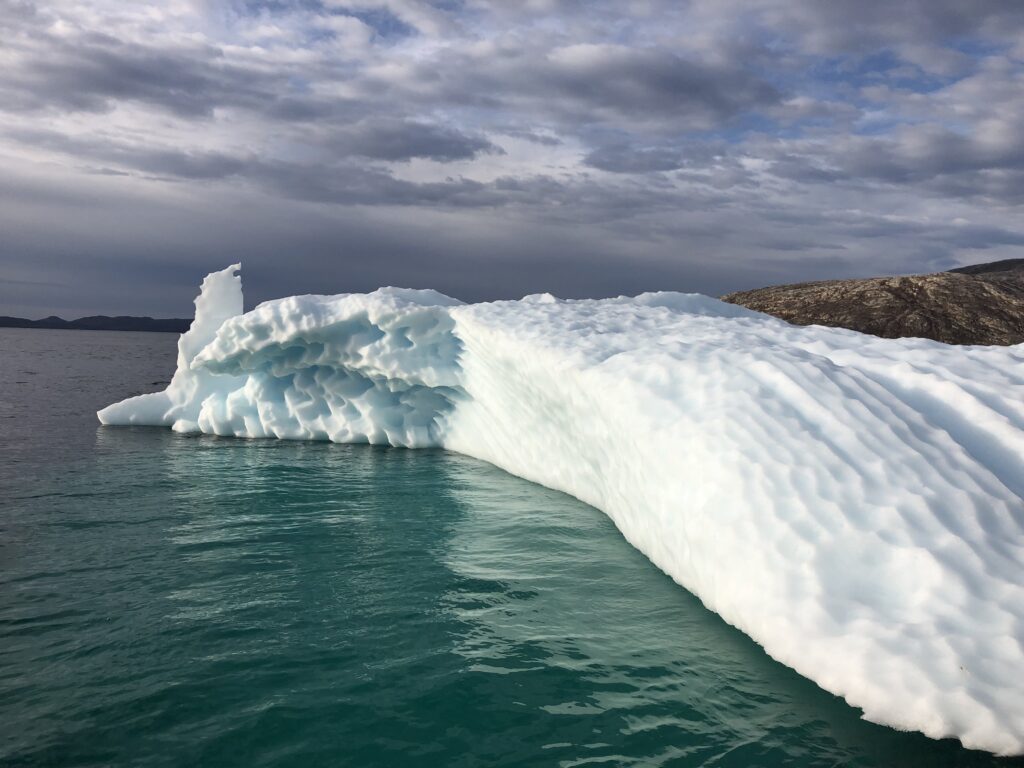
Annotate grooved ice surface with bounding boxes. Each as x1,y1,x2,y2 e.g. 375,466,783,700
99,265,1024,755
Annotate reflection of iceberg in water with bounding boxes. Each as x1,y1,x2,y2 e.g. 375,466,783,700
79,426,1009,765
436,455,952,764
99,264,1024,754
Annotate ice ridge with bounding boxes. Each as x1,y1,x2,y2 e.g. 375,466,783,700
99,265,1024,755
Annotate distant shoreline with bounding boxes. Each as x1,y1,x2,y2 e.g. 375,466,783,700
0,316,191,333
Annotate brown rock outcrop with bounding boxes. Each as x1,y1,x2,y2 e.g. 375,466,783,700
721,259,1024,345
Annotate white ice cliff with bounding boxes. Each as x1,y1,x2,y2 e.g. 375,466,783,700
99,264,1024,754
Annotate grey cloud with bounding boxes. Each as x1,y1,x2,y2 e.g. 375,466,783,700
745,0,1024,56
535,46,781,127
13,36,252,117
776,206,1024,252
584,145,683,173
929,172,1024,206
0,0,37,24
942,224,1024,250
768,155,844,184
336,119,502,162
767,125,1024,203
2,22,351,122
0,167,771,315
5,128,251,180
495,128,563,146
253,160,496,206
373,43,782,133
842,130,1024,183
4,126,501,205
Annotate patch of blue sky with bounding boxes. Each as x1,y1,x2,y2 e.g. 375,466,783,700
852,112,911,137
807,51,954,93
428,0,466,12
286,74,314,94
947,38,1013,59
709,114,787,143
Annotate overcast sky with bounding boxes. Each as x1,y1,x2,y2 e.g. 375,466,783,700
2,0,1023,317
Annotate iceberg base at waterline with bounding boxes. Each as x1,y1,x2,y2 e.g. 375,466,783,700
99,264,1024,755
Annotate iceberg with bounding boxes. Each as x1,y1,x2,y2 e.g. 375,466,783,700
99,264,1024,754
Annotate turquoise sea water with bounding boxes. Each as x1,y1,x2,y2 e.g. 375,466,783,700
1,327,1020,768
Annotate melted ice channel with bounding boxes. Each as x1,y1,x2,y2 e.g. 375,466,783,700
99,264,1024,755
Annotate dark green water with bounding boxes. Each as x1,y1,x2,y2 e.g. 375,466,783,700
1,327,1020,767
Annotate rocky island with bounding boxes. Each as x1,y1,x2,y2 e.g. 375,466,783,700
722,258,1024,345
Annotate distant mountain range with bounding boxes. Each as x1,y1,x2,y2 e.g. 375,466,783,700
0,315,191,333
722,258,1024,345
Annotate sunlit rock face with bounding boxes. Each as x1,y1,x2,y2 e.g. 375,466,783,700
101,265,1024,755
722,258,1024,345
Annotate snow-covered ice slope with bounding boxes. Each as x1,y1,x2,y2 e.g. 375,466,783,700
99,265,1024,754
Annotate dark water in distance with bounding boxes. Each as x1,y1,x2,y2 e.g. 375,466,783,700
1,327,1020,768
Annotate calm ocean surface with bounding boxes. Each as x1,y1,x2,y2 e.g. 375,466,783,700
1,327,1019,768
